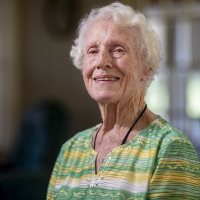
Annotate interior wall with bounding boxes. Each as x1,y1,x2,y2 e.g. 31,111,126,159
0,0,23,161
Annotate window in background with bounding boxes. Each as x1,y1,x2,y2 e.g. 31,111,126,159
186,72,200,119
145,74,170,120
174,17,192,69
145,4,200,159
186,71,200,157
192,16,200,68
145,12,169,119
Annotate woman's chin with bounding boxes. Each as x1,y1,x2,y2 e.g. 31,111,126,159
91,93,118,104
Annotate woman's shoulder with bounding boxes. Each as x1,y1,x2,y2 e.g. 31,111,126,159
147,116,199,161
144,115,190,142
61,124,100,151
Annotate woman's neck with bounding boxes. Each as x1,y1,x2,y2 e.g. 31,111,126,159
98,96,145,132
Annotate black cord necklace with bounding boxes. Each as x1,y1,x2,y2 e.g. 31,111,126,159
94,104,147,150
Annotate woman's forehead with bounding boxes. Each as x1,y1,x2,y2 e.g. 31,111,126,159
83,20,136,47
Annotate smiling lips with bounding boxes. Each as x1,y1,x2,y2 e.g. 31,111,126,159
93,75,120,82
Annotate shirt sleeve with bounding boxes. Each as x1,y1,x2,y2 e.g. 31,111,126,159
147,134,200,199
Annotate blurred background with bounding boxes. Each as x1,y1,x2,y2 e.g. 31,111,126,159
0,0,200,199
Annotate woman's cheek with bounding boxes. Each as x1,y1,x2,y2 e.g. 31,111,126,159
82,67,94,90
83,58,95,77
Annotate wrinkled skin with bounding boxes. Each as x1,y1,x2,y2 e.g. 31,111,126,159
81,19,155,172
82,19,148,125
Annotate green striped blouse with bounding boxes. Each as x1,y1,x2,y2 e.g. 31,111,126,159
47,116,200,199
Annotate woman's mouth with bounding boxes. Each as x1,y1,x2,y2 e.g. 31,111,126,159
93,75,120,81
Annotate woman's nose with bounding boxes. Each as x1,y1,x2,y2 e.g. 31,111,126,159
96,50,112,69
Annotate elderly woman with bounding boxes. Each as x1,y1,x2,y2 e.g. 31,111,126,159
47,2,200,199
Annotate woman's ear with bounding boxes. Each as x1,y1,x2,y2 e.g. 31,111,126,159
141,66,152,82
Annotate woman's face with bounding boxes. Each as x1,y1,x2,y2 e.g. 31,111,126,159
82,19,145,104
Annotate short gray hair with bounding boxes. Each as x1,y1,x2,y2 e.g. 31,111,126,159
70,2,162,80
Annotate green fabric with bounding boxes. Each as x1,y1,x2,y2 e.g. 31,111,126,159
47,116,200,199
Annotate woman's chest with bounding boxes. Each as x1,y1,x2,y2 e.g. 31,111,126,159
63,142,155,186
56,145,155,199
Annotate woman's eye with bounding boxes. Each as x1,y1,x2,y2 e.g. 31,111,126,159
88,48,98,55
112,47,125,58
114,48,124,52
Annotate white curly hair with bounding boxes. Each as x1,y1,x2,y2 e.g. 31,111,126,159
70,2,162,85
